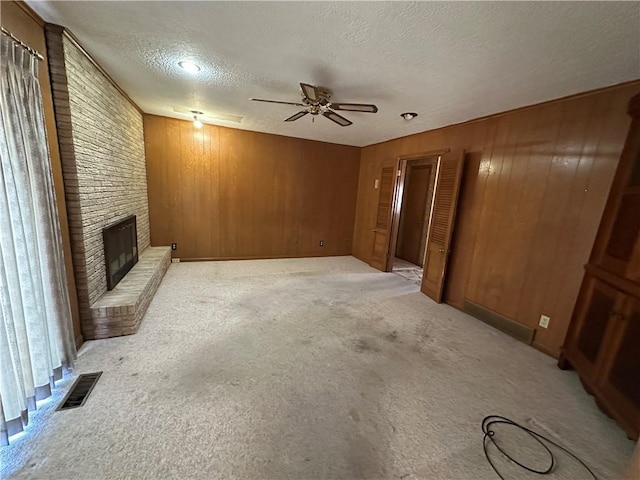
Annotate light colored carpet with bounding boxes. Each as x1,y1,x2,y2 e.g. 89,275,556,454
392,258,423,285
392,268,423,286
392,257,420,270
2,256,635,479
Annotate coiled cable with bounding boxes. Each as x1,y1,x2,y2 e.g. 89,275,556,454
482,415,597,479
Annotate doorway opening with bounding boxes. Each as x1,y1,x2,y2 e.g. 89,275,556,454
368,149,464,302
390,156,438,284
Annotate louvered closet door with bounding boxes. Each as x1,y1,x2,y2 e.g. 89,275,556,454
421,151,465,302
369,163,397,271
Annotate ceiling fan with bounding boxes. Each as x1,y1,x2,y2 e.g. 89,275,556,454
250,83,378,127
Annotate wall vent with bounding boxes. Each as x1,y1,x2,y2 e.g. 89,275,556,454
463,300,535,344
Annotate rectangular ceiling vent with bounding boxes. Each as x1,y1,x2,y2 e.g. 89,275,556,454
56,372,103,411
171,105,243,123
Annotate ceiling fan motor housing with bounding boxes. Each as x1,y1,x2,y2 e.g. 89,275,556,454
317,88,331,103
302,87,331,106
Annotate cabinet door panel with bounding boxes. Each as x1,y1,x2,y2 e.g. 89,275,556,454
629,151,640,187
598,295,640,438
600,138,640,280
604,192,640,264
604,297,640,405
575,279,619,364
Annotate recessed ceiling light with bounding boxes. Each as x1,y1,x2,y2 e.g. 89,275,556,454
401,112,418,121
178,60,201,74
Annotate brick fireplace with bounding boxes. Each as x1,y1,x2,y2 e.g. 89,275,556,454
45,25,158,339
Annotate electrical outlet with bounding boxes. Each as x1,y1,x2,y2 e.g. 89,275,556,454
171,243,177,250
171,258,180,263
539,315,550,329
319,240,324,247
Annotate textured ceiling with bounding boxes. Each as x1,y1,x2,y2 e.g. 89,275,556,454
28,1,640,147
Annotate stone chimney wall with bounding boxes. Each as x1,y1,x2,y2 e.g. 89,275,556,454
46,26,150,337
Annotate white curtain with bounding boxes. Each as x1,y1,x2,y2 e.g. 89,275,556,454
0,33,76,446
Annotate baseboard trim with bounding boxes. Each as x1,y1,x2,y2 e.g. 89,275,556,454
463,299,535,345
176,253,352,262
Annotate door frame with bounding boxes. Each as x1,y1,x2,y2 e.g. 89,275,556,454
385,149,449,272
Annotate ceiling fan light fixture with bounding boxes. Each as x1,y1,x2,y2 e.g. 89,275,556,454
178,60,201,74
401,112,418,121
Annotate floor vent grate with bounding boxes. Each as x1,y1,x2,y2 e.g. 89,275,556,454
57,372,102,411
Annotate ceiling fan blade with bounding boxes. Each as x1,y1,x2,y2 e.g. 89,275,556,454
322,110,352,127
285,111,309,122
300,83,320,103
251,98,304,106
329,103,378,113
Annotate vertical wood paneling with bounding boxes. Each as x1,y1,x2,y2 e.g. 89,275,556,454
181,119,197,259
196,122,212,256
515,96,593,346
503,107,556,318
465,116,510,304
533,95,605,349
509,102,565,327
143,115,167,246
442,120,494,306
166,117,183,253
144,115,360,260
281,137,303,252
535,88,635,352
217,127,235,256
489,111,538,316
352,81,640,357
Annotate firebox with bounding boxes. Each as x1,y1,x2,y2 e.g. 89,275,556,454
103,215,138,290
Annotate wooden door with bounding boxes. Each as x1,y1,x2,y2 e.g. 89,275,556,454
421,151,465,302
369,161,398,270
397,164,432,265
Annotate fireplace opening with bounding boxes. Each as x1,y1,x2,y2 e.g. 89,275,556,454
103,215,138,290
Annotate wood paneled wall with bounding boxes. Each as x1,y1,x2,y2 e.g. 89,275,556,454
353,81,640,357
2,1,82,346
144,115,360,260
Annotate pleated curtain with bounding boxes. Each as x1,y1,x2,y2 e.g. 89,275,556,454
0,33,76,446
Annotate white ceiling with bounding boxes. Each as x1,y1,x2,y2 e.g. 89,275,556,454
28,1,640,147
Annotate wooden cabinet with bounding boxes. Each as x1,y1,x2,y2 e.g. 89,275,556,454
561,93,640,440
601,295,640,417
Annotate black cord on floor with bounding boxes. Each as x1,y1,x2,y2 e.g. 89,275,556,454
482,415,597,480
